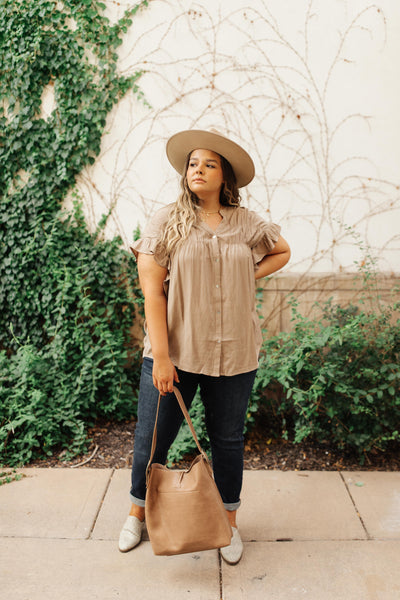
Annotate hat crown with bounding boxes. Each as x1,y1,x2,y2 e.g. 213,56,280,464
166,128,255,188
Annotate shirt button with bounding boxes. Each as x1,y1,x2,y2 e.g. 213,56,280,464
217,340,221,343
212,235,217,239
216,284,219,288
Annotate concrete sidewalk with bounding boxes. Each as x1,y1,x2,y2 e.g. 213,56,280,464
1,469,400,599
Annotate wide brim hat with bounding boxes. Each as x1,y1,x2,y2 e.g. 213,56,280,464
166,129,255,188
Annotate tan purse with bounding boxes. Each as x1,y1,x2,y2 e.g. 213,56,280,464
145,386,232,556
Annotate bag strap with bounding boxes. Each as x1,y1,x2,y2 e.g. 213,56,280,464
146,386,209,483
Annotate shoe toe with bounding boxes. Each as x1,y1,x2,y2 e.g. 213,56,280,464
118,516,144,553
220,527,243,565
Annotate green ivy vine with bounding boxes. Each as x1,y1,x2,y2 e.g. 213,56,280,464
0,0,148,465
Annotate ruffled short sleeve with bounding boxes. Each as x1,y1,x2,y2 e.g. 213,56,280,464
130,204,173,269
246,209,281,265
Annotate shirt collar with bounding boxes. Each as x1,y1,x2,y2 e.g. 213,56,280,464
218,205,236,222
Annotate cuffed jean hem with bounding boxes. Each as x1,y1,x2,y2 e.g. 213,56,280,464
130,494,146,508
224,500,241,511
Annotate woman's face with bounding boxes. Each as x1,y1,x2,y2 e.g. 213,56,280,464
186,149,224,198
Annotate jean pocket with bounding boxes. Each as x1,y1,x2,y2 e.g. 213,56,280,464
142,356,154,374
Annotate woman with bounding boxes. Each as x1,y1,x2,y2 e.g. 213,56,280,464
119,129,290,564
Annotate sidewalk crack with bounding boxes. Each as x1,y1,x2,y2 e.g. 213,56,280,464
339,471,371,540
218,549,224,600
88,468,115,540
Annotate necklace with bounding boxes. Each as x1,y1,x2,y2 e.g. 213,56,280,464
200,208,221,218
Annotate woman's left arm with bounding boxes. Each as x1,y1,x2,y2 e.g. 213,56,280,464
255,236,291,280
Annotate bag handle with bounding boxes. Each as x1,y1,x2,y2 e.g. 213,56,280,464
146,386,209,483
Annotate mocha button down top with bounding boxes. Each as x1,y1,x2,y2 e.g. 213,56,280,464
131,204,281,377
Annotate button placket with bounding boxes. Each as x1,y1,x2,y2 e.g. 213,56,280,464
211,234,222,365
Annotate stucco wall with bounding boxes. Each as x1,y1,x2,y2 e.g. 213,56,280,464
52,1,400,277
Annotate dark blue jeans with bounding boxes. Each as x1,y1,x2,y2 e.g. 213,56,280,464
130,357,257,510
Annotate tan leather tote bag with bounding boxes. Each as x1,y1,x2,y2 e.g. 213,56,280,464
145,386,232,556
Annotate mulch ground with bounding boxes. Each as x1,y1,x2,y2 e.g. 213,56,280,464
26,415,400,471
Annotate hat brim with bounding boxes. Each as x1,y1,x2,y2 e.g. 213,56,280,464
166,129,255,188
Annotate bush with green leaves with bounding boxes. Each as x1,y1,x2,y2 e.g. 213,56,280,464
0,205,143,465
252,293,400,459
0,0,148,466
168,274,400,464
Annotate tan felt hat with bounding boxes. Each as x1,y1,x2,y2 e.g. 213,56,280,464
166,129,255,188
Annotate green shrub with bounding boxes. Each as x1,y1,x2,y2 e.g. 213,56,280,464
168,281,400,464
0,0,148,466
252,294,400,459
0,204,143,466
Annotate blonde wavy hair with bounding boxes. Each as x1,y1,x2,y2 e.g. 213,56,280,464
158,153,241,257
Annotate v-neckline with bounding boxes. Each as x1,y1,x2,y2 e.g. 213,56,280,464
200,215,223,232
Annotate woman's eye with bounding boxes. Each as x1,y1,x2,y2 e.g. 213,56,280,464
189,162,215,168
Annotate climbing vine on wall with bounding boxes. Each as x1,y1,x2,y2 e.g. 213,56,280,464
0,0,148,465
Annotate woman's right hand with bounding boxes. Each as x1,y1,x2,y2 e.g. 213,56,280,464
152,357,180,395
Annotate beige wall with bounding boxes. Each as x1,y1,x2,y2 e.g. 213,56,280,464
259,273,400,337
54,0,400,277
